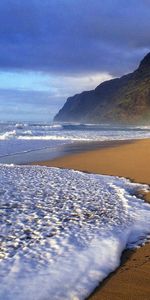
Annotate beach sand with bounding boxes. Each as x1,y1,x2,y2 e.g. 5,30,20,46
33,138,150,299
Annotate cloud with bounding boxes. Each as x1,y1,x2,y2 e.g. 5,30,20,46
0,0,149,76
1,1,150,121
0,88,61,121
47,72,113,98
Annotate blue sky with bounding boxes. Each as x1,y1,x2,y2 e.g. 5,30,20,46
0,0,150,122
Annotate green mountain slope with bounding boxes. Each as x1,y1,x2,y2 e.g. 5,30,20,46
54,53,150,124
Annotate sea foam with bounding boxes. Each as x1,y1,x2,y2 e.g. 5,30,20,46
0,165,150,300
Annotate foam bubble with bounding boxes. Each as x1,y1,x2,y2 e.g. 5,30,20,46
0,165,150,299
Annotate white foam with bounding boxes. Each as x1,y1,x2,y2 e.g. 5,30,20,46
15,123,24,129
1,123,150,143
0,130,17,140
17,134,91,141
0,166,150,300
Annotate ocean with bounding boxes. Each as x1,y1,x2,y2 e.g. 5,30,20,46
0,122,150,300
1,121,150,164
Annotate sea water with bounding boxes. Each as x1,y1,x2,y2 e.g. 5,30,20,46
1,122,150,163
0,165,150,300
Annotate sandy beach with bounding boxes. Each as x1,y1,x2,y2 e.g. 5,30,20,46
33,138,150,300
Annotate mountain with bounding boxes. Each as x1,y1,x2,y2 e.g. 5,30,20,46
54,53,150,124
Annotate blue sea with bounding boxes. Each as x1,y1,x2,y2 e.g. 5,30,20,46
1,121,150,164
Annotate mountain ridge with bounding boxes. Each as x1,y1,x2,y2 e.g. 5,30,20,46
54,53,150,124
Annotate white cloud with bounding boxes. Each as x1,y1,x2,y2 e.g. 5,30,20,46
48,72,113,98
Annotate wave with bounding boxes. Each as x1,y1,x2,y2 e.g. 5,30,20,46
26,123,63,129
15,123,28,129
28,124,63,130
48,124,63,129
0,129,33,140
1,122,150,143
17,135,91,141
0,130,17,140
0,165,150,300
61,123,150,131
1,132,150,142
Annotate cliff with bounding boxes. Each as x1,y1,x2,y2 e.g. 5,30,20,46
54,53,150,124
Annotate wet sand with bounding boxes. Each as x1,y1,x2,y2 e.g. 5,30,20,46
33,138,150,300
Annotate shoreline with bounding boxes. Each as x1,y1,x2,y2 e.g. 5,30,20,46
32,138,150,299
0,139,135,165
34,138,150,185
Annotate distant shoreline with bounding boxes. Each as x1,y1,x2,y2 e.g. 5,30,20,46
32,138,150,300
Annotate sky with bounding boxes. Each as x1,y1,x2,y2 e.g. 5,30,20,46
0,0,150,122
